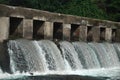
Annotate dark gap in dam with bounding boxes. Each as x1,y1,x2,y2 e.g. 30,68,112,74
53,22,63,40
100,28,105,41
87,26,93,42
9,17,23,39
33,20,45,40
112,29,117,42
71,24,80,41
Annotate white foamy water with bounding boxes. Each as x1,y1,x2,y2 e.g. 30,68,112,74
0,67,120,79
2,39,120,79
59,41,83,70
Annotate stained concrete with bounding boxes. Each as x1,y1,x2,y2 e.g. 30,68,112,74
23,19,33,39
63,24,71,41
0,17,9,42
0,4,119,27
79,25,87,41
105,28,112,42
44,22,53,40
0,4,119,42
92,27,100,42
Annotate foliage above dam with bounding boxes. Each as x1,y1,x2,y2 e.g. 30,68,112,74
0,0,120,22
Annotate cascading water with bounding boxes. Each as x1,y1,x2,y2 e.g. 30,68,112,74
0,39,120,79
37,40,65,71
7,40,120,71
113,43,120,60
59,41,83,70
88,43,120,68
72,42,101,69
8,40,47,73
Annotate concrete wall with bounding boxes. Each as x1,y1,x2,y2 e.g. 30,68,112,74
0,17,9,42
0,4,120,42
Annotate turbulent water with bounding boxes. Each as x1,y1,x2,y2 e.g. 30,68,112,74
0,39,120,80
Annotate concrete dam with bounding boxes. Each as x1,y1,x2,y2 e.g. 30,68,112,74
0,4,120,42
0,4,120,80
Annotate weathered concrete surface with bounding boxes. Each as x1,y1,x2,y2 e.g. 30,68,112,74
105,28,112,42
23,19,33,39
79,25,87,41
44,22,53,40
0,17,9,42
92,27,100,42
0,4,119,42
0,4,119,27
63,24,71,41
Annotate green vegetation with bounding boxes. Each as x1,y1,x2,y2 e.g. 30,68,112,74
0,0,119,21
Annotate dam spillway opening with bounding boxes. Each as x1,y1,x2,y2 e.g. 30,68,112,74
9,17,23,39
112,29,117,42
70,24,80,41
33,20,45,40
53,22,63,40
87,26,93,42
100,28,106,41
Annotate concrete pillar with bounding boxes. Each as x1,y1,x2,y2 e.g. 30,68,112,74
105,28,112,42
23,19,33,39
116,29,120,42
44,22,53,40
79,25,87,41
0,17,9,42
92,27,100,42
63,24,71,41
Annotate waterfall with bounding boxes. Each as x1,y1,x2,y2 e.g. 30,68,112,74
59,41,83,70
8,40,47,73
37,40,65,71
6,39,120,74
89,43,120,68
72,42,101,69
113,43,120,61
